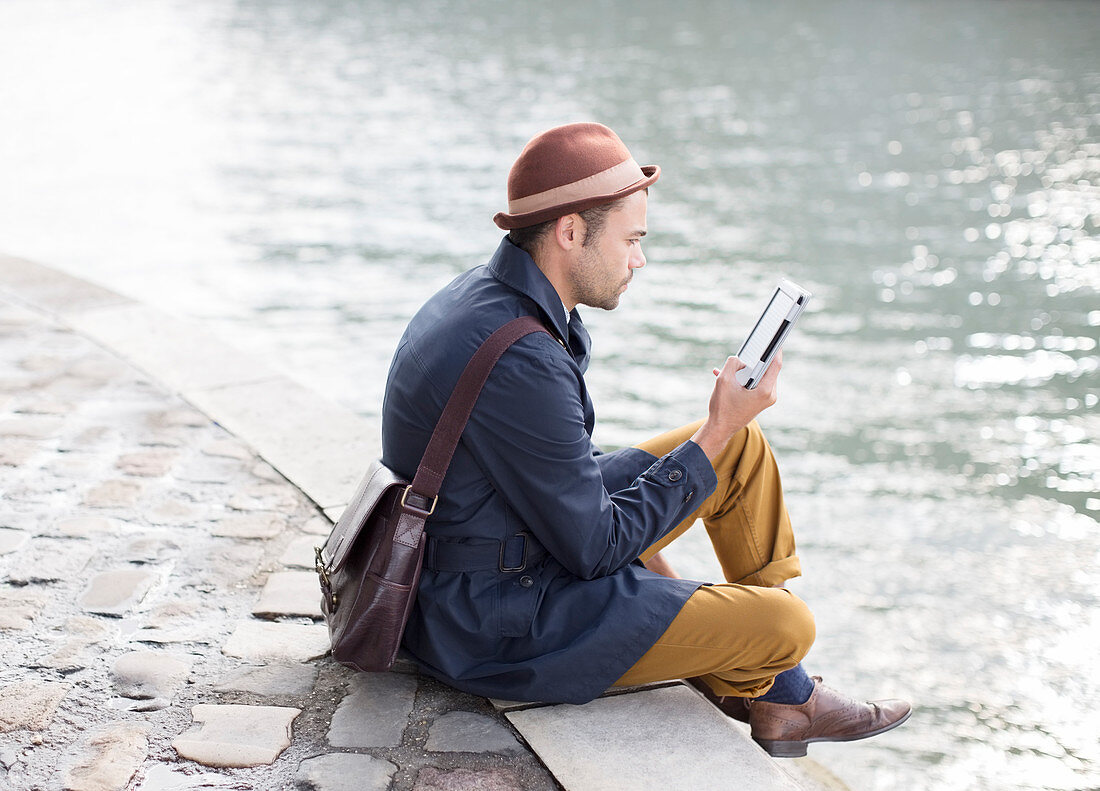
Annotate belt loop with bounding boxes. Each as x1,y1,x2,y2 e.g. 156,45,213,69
498,531,529,573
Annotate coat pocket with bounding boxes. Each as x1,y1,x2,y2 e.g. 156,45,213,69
497,573,540,638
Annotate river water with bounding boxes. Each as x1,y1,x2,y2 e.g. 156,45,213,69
1,1,1097,788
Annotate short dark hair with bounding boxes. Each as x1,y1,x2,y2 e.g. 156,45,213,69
507,198,627,256
507,218,555,256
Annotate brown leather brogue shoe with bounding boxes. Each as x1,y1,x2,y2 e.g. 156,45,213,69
749,677,911,757
685,677,751,724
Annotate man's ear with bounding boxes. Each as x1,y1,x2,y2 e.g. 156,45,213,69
553,214,582,250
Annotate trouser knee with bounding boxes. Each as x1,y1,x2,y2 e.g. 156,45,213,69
770,591,815,666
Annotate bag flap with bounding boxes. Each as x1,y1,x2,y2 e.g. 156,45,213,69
323,459,407,573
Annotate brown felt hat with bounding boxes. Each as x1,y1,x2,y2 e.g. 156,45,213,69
493,122,660,230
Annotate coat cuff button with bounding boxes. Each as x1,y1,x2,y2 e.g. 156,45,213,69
519,575,534,588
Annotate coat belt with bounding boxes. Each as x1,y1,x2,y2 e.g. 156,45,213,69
424,532,546,573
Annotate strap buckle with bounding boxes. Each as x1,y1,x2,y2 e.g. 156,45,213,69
400,486,438,516
314,546,338,610
498,531,529,573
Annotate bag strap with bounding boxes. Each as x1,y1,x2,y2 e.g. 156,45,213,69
404,315,550,510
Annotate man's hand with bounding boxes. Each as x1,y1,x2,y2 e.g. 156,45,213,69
690,351,782,462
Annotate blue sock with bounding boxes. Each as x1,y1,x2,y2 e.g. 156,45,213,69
754,664,815,705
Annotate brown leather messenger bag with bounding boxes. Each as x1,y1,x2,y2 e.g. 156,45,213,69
315,315,549,672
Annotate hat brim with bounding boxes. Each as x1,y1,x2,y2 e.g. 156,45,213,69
493,165,660,231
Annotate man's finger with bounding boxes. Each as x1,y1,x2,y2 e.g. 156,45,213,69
718,356,748,375
759,349,784,388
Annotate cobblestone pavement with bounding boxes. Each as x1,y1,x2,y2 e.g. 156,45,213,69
0,295,560,791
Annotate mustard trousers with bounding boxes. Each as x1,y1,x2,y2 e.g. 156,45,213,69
613,420,815,698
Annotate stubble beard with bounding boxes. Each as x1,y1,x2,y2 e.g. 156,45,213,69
572,246,627,311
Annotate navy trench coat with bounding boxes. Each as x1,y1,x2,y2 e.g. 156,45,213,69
381,237,718,704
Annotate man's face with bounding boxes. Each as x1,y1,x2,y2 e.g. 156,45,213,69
568,190,648,311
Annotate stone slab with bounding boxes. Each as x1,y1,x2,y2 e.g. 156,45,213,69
6,539,93,584
147,408,207,429
250,460,283,482
210,513,286,540
0,527,29,554
66,303,277,393
54,516,125,538
83,479,143,508
221,620,329,662
296,753,398,791
302,515,333,536
413,768,524,791
0,587,48,630
201,438,253,461
212,663,318,697
63,722,148,791
327,671,417,748
42,639,96,673
184,379,376,509
0,437,37,466
0,416,63,438
171,703,300,768
0,680,70,732
227,483,301,512
115,449,178,477
252,571,322,619
134,764,240,790
142,499,207,526
128,624,214,646
280,534,320,568
112,651,192,701
505,685,804,791
426,710,522,754
79,568,157,615
0,255,133,314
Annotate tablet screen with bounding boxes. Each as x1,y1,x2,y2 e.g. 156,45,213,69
735,280,811,389
740,290,797,365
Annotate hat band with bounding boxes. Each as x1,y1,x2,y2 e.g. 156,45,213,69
507,157,645,216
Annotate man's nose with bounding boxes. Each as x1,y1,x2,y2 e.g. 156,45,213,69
630,246,646,269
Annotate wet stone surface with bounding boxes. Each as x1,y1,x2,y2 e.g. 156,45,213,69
79,568,158,615
0,293,559,790
328,672,418,749
297,753,399,791
63,722,149,791
171,703,301,768
252,570,323,619
212,663,319,698
0,680,70,732
426,711,524,755
413,767,525,791
112,650,193,704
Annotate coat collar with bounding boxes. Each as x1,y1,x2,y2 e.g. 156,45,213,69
487,237,573,344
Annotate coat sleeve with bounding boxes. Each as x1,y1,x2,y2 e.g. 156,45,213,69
461,337,718,580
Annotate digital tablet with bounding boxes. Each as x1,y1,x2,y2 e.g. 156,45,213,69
735,279,812,389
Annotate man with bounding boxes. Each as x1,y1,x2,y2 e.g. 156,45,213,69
381,122,910,757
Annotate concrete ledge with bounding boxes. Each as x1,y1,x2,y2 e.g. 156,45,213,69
0,254,133,314
507,684,809,791
65,303,278,392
